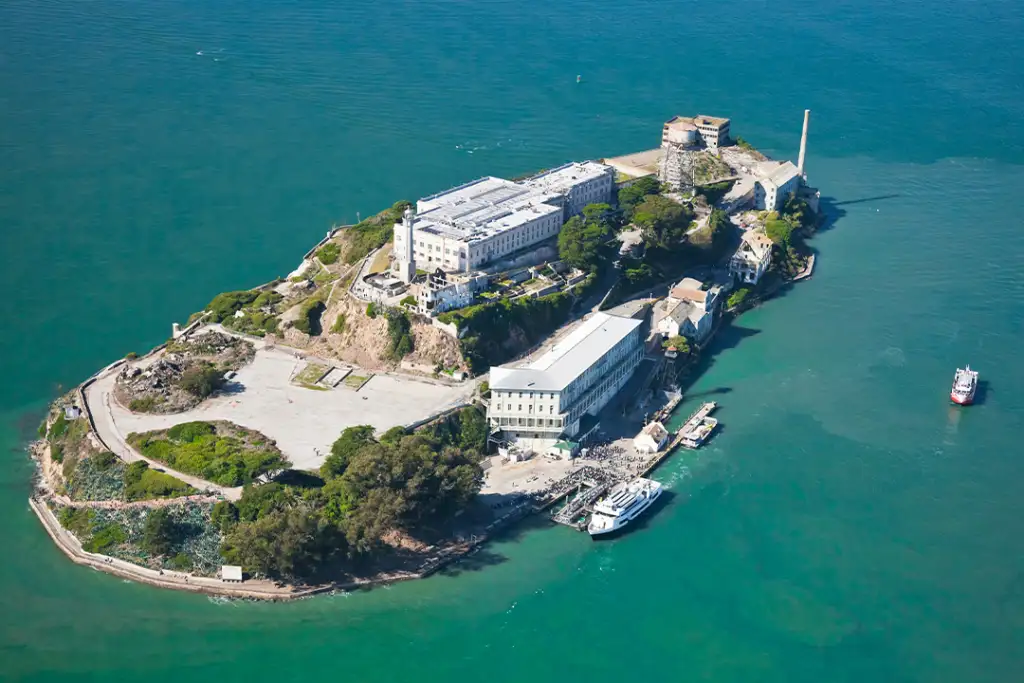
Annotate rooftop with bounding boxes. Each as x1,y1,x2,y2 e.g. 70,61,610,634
490,313,642,392
521,161,612,195
760,161,801,188
695,114,731,128
738,231,774,260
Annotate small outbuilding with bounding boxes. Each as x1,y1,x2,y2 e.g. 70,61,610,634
220,565,244,583
633,421,670,455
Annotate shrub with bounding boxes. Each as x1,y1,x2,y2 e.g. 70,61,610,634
48,413,68,440
128,426,291,488
92,451,117,470
168,421,215,443
124,460,150,487
83,523,126,554
169,553,193,570
293,297,326,336
211,501,240,531
128,396,159,412
142,508,175,556
206,291,260,323
51,443,64,463
179,364,225,398
58,507,95,536
727,287,751,309
765,220,793,246
330,313,347,334
125,352,139,360
317,242,341,265
366,302,379,319
399,295,417,308
125,468,195,501
385,309,414,360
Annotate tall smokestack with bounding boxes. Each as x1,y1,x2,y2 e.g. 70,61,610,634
797,109,810,178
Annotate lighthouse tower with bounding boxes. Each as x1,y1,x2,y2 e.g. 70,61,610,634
397,205,416,284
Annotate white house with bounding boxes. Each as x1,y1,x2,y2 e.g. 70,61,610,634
633,421,669,454
654,277,724,344
730,231,774,285
753,161,802,211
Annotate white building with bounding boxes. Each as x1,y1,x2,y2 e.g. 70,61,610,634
633,421,669,454
730,231,774,285
654,277,724,344
417,269,490,316
753,161,802,211
521,161,616,219
393,162,615,277
487,312,644,452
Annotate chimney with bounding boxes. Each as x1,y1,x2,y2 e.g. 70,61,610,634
797,109,810,178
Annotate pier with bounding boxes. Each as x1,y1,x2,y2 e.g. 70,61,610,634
547,401,720,531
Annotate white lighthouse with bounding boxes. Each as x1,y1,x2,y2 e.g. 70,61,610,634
396,205,416,284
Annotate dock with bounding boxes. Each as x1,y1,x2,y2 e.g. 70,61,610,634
548,401,720,531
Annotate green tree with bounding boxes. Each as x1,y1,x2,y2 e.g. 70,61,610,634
661,335,692,356
380,426,408,445
321,425,376,479
458,406,488,453
221,505,340,580
634,195,692,251
142,508,175,557
385,309,415,360
557,214,611,272
211,501,240,531
237,482,296,522
617,176,662,221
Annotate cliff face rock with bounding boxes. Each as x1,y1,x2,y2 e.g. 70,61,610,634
286,293,465,374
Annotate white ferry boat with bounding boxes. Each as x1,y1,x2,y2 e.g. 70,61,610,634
587,477,662,538
950,365,978,405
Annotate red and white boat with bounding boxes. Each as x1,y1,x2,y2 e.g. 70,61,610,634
950,365,978,405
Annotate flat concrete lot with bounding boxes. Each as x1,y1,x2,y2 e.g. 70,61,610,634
109,346,476,471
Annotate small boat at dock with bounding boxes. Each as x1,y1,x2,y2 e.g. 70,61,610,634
950,365,978,405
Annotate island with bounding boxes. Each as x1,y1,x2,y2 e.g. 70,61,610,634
29,110,824,599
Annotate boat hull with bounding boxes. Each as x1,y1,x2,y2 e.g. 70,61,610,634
950,391,974,406
588,486,662,539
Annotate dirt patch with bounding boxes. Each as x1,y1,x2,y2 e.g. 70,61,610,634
114,332,255,414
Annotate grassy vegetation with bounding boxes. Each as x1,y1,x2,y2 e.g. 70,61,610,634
342,201,412,265
128,396,162,412
294,363,328,386
316,242,341,265
330,313,347,334
727,287,752,310
293,295,326,335
128,421,291,487
123,461,197,501
343,374,371,390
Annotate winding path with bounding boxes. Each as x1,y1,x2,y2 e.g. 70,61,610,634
83,370,242,501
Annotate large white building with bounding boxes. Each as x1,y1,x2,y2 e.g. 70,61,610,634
487,312,644,452
393,162,615,276
521,161,616,219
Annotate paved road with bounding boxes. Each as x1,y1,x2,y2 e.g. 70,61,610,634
84,371,242,500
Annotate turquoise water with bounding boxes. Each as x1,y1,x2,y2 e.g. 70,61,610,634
3,0,1024,680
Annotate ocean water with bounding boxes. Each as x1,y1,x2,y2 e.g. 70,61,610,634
3,0,1024,680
